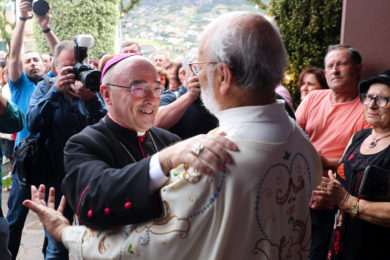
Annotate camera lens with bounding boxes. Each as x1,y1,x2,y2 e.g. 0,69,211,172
33,0,50,16
80,70,101,92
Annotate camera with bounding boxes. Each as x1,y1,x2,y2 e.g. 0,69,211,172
26,0,50,16
72,35,101,92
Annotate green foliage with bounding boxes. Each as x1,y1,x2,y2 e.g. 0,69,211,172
34,0,120,59
247,0,342,107
0,0,16,51
119,0,141,18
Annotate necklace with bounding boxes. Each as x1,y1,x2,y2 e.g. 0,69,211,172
119,132,158,162
368,133,390,149
103,117,159,161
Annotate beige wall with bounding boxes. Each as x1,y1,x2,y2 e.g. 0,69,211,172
341,0,390,79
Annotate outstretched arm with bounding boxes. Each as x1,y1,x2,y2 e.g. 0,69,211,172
36,9,59,55
9,0,31,82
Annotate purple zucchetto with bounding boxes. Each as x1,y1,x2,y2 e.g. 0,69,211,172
100,53,142,83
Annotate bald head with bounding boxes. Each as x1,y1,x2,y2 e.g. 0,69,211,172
199,12,287,94
102,56,157,86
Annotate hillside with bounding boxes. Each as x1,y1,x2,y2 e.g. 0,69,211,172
121,0,265,59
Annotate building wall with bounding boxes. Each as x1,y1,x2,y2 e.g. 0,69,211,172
341,0,390,78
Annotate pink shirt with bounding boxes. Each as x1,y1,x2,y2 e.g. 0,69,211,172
296,89,370,160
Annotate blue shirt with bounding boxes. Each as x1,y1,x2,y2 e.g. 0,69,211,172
9,72,36,147
27,78,107,180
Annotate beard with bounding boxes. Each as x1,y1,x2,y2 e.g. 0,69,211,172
200,67,220,116
25,68,44,84
26,74,43,84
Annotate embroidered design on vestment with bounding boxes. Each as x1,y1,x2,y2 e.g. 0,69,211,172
253,152,312,258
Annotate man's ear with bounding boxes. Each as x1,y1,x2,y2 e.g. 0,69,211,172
100,85,112,105
218,63,233,96
356,63,364,77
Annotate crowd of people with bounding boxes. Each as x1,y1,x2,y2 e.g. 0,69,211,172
0,1,389,260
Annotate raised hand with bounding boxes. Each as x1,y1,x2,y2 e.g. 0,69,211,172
23,185,70,242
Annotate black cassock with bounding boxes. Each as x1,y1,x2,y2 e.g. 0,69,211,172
62,115,180,229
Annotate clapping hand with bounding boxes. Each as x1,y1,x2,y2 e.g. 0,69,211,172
313,170,351,207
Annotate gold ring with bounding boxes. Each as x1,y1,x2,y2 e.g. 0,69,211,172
191,142,205,156
321,186,326,192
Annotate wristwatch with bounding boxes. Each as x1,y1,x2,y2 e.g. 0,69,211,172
42,27,51,33
351,199,360,217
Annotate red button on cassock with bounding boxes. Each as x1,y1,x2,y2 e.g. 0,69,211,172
87,210,93,218
104,208,111,215
125,202,132,210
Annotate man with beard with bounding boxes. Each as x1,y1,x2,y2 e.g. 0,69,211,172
57,53,236,230
155,48,218,139
24,12,321,259
6,1,59,258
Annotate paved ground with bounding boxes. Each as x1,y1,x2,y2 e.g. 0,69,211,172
2,188,75,259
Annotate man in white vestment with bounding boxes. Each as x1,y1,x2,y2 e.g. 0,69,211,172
24,11,322,259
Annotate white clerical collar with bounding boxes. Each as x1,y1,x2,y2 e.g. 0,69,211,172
107,112,147,137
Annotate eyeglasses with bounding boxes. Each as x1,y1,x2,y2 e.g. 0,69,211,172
189,61,217,76
360,94,390,108
106,83,164,97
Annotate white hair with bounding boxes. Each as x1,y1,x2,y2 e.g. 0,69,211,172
205,12,287,93
182,48,198,73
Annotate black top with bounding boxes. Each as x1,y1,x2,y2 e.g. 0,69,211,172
62,115,180,229
329,128,390,259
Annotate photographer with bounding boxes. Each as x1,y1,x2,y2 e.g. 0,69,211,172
26,40,106,259
6,0,60,258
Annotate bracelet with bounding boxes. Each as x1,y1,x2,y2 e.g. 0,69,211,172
42,27,51,34
19,16,33,21
351,199,360,217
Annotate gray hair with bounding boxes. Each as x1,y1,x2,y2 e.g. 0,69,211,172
324,44,362,66
182,48,197,73
121,41,141,52
54,40,73,65
205,12,287,92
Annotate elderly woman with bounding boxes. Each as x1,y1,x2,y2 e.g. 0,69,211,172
314,70,390,259
298,67,328,100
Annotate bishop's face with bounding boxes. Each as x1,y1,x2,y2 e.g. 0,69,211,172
107,59,160,132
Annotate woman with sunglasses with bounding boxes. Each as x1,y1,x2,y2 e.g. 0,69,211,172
314,70,390,259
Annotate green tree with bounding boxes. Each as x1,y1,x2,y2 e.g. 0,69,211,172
0,0,16,51
119,0,141,18
247,0,342,106
34,0,120,59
